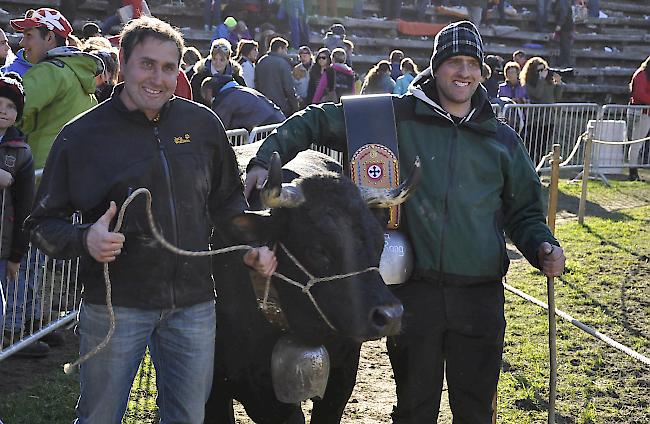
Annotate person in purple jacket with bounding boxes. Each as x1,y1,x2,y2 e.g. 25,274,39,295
498,61,528,103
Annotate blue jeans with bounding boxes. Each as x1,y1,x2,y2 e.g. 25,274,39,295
587,0,599,17
353,0,364,18
100,14,121,35
204,0,222,29
537,0,547,31
286,0,306,49
74,301,216,424
0,252,42,333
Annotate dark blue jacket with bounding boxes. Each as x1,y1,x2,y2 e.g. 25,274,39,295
212,82,286,131
1,49,33,77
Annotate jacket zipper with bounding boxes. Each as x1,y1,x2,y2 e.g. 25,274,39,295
153,124,178,308
438,125,458,279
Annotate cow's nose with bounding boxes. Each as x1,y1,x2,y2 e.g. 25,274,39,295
369,304,403,336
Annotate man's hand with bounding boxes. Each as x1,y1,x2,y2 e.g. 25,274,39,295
85,201,125,263
6,261,19,282
552,73,562,85
537,242,565,277
244,166,269,199
0,168,13,189
243,246,277,278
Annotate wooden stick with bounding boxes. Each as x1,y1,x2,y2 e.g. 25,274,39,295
578,132,593,225
547,144,561,424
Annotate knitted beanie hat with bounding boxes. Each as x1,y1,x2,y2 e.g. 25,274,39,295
224,16,237,29
0,73,25,121
430,21,484,72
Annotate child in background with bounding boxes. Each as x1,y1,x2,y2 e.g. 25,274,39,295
0,73,43,357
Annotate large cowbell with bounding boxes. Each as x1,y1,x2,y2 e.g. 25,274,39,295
271,334,330,403
343,94,414,285
380,230,414,285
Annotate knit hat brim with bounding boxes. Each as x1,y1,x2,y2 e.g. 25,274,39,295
430,21,484,72
0,77,25,122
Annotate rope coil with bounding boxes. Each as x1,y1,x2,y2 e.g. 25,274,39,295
64,188,378,373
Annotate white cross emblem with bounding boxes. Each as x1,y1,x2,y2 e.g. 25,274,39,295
367,164,382,180
34,9,66,32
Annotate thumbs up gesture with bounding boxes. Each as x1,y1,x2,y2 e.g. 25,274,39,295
85,201,126,263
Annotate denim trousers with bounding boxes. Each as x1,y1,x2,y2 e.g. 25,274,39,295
204,0,222,28
0,251,43,333
286,0,306,49
74,300,216,424
536,0,548,31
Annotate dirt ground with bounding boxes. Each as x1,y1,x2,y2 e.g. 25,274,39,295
232,339,452,423
0,326,79,393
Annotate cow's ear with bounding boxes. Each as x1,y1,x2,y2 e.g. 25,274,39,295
224,210,278,244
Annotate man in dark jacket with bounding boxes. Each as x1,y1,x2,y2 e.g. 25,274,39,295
254,37,299,117
244,21,565,422
203,75,285,131
25,17,275,424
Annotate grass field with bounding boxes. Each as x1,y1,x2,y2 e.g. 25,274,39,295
499,205,650,423
1,178,648,423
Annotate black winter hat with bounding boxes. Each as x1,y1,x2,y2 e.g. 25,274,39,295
0,73,25,121
430,21,484,72
329,23,346,36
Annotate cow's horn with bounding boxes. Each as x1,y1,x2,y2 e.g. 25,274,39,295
359,156,421,208
260,152,306,209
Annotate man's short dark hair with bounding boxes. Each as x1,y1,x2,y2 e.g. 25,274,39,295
36,26,66,47
82,22,101,39
269,37,288,53
390,49,404,63
513,50,526,60
119,16,185,64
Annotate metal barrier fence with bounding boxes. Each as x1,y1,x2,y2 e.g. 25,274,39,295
225,128,249,147
247,123,281,145
502,103,601,172
0,208,81,361
597,105,650,171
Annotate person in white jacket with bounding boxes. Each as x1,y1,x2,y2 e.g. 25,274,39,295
236,39,258,89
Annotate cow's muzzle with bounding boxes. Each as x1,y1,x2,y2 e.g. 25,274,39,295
369,303,403,337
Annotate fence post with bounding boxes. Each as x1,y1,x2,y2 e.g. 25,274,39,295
547,144,561,424
578,130,593,225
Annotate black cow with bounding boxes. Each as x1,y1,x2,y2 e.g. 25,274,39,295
205,143,419,424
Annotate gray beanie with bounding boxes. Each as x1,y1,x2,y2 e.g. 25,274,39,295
430,21,484,72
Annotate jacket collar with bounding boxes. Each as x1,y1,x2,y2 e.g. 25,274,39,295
0,126,26,144
109,83,174,124
44,46,104,76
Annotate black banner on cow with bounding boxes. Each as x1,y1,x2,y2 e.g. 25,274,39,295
342,94,401,229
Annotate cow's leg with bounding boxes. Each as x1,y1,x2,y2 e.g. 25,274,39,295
309,346,361,423
284,407,306,424
203,388,235,424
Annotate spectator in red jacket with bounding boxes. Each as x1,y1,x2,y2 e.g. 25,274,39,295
628,56,650,181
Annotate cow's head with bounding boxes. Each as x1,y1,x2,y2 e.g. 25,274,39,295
229,153,420,345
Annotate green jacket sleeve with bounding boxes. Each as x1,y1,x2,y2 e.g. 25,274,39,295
502,132,559,269
249,102,348,169
17,64,60,135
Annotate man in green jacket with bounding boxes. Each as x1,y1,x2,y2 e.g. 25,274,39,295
245,21,565,423
11,8,102,170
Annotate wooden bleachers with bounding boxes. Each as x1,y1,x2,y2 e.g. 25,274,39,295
1,0,647,103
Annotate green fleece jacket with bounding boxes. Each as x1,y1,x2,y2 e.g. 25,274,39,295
250,68,559,285
19,47,100,170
